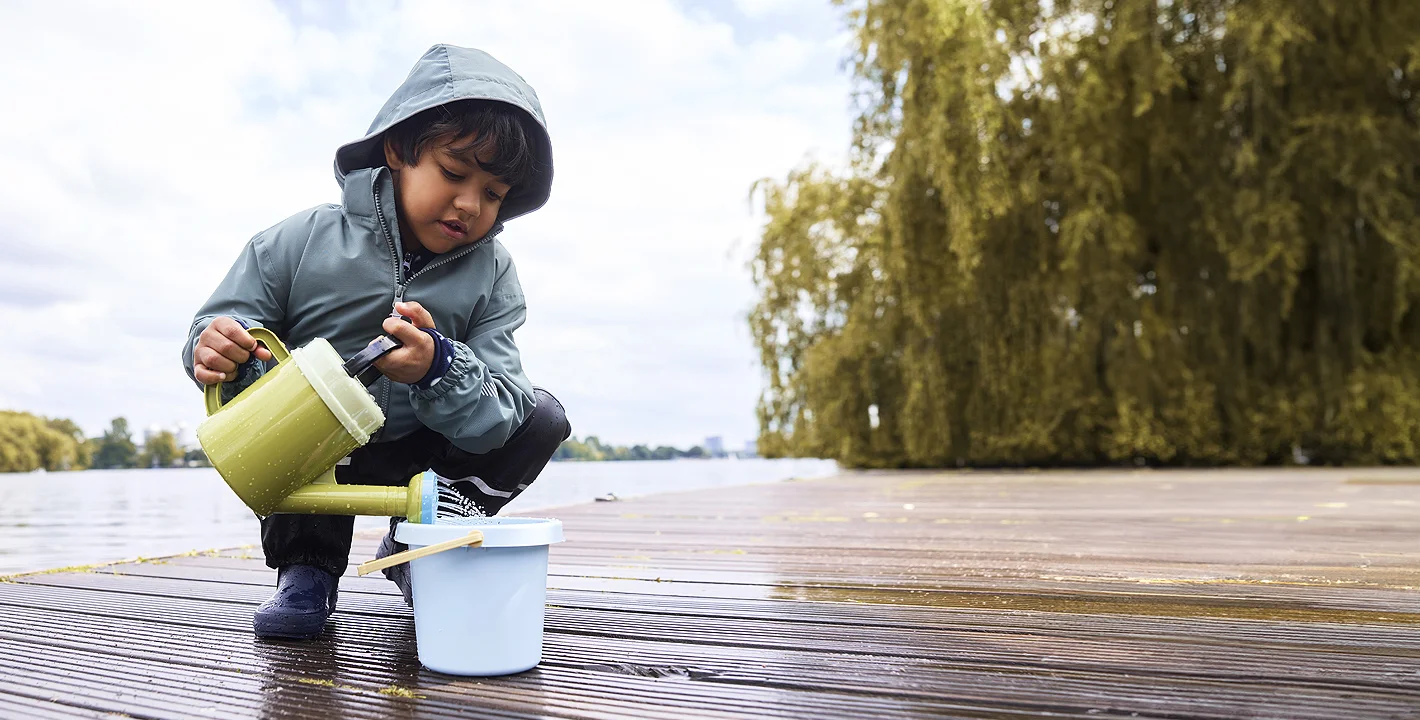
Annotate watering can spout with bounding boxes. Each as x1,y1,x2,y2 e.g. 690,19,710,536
271,472,429,520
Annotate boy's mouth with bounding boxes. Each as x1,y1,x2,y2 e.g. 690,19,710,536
438,220,468,240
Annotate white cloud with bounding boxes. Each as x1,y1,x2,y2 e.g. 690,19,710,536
733,0,805,19
0,0,852,450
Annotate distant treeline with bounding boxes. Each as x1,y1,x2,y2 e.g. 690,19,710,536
0,411,196,473
553,436,711,462
1,410,714,473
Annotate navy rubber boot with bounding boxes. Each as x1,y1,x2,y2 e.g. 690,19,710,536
253,565,340,639
375,529,413,607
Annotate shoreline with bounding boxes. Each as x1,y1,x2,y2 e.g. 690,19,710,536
0,459,838,576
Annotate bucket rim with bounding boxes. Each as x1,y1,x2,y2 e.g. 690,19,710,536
395,517,564,548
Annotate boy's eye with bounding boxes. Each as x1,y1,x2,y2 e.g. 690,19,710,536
441,168,465,182
486,189,504,202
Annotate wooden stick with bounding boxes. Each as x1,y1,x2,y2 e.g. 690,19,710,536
355,530,484,577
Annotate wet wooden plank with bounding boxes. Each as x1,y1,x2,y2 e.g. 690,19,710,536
0,468,1417,718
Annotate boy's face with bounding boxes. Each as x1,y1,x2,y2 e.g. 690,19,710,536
384,134,512,254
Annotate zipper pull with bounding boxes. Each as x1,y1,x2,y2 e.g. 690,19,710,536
391,286,412,323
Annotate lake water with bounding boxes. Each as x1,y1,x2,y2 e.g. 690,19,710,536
0,458,837,575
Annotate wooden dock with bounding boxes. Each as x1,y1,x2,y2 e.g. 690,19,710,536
0,468,1416,718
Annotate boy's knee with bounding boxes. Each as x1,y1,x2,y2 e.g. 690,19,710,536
529,387,571,444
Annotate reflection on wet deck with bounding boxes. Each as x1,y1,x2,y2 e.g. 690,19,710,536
0,468,1416,718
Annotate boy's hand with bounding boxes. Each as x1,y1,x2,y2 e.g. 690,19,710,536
373,301,437,384
193,317,275,385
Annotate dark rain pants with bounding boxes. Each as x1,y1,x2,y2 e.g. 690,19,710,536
260,387,570,577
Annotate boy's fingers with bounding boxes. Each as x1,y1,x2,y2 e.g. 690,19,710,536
210,316,247,342
395,302,435,329
202,321,246,360
212,317,264,354
194,363,228,385
383,316,425,343
204,333,251,365
207,317,276,362
195,318,270,384
196,346,238,374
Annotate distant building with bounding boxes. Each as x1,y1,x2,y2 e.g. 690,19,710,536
742,441,757,459
175,422,194,448
142,423,196,450
704,436,725,458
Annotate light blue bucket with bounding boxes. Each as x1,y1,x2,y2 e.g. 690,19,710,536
394,517,565,676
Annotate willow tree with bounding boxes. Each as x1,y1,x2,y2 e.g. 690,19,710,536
0,412,89,473
751,0,1420,467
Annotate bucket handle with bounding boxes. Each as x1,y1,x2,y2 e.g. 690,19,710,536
203,327,292,417
355,530,485,577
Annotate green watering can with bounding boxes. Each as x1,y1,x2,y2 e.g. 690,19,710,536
196,327,444,522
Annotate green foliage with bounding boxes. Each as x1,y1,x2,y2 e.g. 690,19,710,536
0,411,89,472
184,446,212,467
90,417,138,470
553,436,704,461
751,0,1420,467
138,431,182,469
45,417,92,469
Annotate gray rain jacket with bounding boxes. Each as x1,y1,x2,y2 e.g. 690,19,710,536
182,45,554,453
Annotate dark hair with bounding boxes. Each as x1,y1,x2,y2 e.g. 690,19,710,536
383,99,541,193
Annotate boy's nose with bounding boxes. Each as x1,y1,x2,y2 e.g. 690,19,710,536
455,191,480,218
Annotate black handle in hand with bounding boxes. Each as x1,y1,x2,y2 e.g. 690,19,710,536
343,335,403,386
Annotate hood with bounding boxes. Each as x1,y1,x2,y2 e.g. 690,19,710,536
334,44,554,224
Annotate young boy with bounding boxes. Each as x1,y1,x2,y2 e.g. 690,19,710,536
181,45,569,640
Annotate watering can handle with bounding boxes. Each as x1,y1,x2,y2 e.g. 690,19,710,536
203,327,292,417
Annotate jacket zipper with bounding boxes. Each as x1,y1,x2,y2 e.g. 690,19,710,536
371,170,499,437
371,172,401,434
401,237,490,292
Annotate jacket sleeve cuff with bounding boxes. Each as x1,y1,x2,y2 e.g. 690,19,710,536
411,340,478,401
412,328,456,391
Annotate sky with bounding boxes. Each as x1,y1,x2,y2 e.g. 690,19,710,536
0,0,855,450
